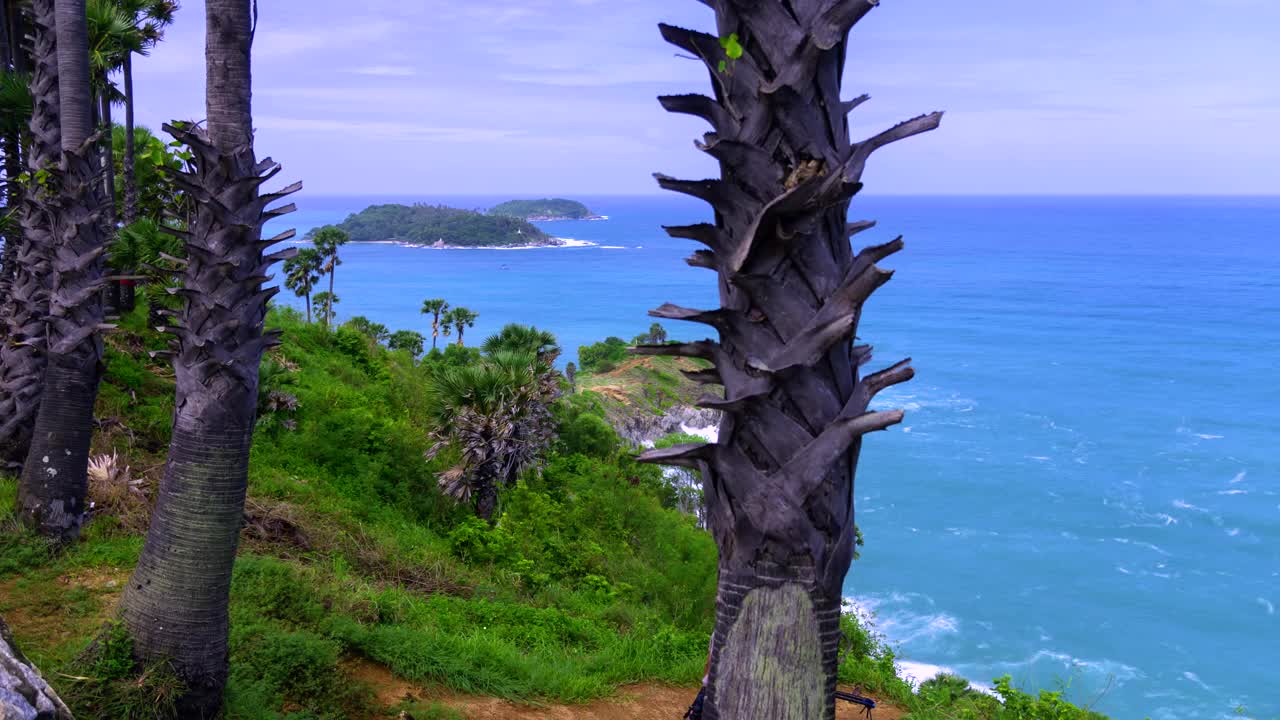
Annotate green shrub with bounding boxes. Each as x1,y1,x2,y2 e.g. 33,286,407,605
577,336,629,373
558,412,618,457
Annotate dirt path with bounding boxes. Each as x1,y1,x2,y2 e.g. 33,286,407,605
349,659,907,720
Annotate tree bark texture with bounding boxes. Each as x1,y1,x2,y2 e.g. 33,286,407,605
636,3,941,718
203,0,252,152
16,141,104,541
18,0,105,541
119,120,299,720
98,90,115,228
122,52,137,225
52,0,89,150
0,0,59,469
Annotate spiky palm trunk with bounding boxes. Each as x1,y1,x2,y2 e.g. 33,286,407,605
636,4,940,718
17,0,104,541
0,0,59,469
119,1,299,714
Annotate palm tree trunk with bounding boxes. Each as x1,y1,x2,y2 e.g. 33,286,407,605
120,1,300,714
98,90,116,227
325,263,335,328
122,52,136,225
16,0,109,542
303,283,311,324
635,4,941,718
0,0,59,470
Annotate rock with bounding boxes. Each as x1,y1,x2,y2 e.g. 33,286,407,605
611,403,720,448
0,616,73,720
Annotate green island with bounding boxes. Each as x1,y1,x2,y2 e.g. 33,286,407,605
314,204,560,248
489,198,602,221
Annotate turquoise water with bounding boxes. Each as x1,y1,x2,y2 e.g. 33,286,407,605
269,195,1280,720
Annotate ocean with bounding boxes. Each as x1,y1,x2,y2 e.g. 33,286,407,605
267,194,1280,720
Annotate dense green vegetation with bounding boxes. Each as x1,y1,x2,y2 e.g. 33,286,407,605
0,298,1121,719
489,198,596,220
315,204,556,247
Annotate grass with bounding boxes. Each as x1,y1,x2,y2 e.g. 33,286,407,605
0,298,1113,719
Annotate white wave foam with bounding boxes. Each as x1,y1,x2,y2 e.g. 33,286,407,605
1230,471,1248,484
1218,489,1248,496
1173,499,1208,512
556,238,598,248
679,423,718,443
1258,597,1275,615
1005,650,1142,683
1155,513,1179,526
1195,434,1224,440
897,660,950,687
599,245,626,249
841,597,989,695
845,595,960,646
1182,671,1212,691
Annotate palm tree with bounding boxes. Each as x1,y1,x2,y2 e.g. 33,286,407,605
119,0,301,714
311,225,347,330
449,305,477,347
424,350,557,521
420,297,448,349
83,0,174,227
636,5,941,718
118,0,176,226
283,246,322,323
16,0,110,542
312,290,337,327
481,323,559,366
85,0,139,228
0,0,58,471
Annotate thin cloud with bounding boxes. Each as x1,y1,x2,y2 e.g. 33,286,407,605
348,65,417,77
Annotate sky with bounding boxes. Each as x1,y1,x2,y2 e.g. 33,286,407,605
129,0,1280,196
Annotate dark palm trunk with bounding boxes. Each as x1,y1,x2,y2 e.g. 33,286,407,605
0,0,59,469
99,89,115,228
636,5,941,718
0,0,15,316
303,280,311,324
16,0,106,541
325,263,334,328
121,52,136,224
120,1,300,714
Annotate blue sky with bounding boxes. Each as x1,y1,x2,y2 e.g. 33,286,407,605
131,0,1280,195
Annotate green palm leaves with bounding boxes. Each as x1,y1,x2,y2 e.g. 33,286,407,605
284,247,324,324
312,226,349,329
424,341,560,521
421,297,449,349
443,306,478,346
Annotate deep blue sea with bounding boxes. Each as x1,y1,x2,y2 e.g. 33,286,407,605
267,194,1280,720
